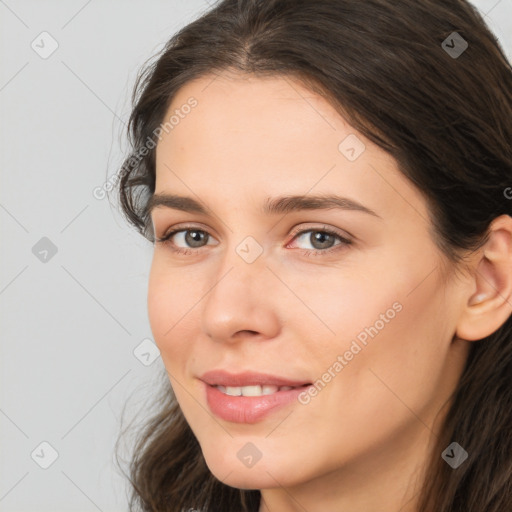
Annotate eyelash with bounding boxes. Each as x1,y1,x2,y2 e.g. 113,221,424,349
155,224,352,257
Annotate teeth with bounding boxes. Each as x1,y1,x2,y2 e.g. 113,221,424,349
262,385,279,395
215,384,294,396
225,386,242,396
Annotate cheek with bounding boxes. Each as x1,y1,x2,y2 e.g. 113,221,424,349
147,259,199,364
279,261,402,361
323,269,451,427
297,245,450,409
147,262,170,339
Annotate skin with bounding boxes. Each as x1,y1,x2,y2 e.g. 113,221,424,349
148,70,512,512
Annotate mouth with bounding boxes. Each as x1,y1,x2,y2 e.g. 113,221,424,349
200,369,311,388
200,370,313,423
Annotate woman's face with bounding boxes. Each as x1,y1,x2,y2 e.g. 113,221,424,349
148,71,470,497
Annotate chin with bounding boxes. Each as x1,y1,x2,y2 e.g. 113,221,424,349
202,447,296,490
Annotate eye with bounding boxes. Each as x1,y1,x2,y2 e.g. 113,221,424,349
155,224,352,256
288,226,352,255
155,227,218,254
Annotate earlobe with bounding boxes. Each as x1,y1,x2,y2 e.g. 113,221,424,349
455,214,512,342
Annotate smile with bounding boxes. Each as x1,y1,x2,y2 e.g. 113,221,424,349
214,384,296,396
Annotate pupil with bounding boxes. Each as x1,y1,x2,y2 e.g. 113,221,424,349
186,230,205,248
312,232,333,249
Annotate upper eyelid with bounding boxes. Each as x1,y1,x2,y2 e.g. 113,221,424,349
157,223,347,235
289,224,351,239
158,223,217,241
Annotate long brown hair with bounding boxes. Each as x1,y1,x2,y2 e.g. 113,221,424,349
114,1,512,510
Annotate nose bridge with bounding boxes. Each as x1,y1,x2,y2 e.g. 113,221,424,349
209,233,267,300
200,235,278,341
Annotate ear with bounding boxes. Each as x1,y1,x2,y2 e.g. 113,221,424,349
455,214,512,342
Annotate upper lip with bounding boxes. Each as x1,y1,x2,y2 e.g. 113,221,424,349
200,370,311,388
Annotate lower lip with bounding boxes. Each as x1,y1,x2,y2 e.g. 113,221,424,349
204,382,310,424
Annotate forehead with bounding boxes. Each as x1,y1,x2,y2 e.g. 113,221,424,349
154,71,430,226
171,71,324,113
159,71,351,159
157,71,355,178
214,73,344,130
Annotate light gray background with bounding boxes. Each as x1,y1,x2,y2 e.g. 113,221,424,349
1,1,511,510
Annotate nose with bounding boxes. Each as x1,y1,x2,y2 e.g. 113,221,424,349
200,246,281,344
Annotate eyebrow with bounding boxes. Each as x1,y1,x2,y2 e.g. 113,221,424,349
147,193,381,218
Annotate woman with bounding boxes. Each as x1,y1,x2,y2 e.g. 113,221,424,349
115,0,512,510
